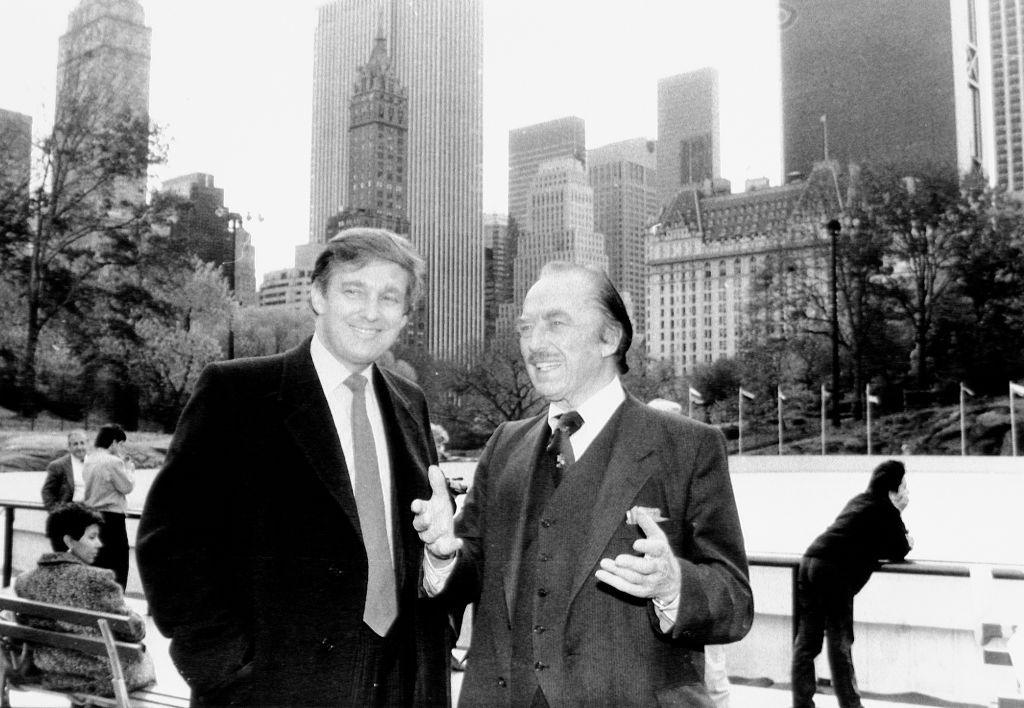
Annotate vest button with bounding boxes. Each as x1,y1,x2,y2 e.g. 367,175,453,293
533,624,546,633
497,677,507,687
534,661,548,671
540,553,551,562
540,518,553,528
537,587,548,597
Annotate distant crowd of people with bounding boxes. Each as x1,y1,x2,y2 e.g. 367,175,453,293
12,227,917,708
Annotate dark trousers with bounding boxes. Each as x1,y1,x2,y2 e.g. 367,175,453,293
94,511,129,590
792,557,862,708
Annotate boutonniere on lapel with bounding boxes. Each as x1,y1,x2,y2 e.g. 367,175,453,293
625,506,668,525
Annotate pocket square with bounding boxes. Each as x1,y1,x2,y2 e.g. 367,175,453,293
625,506,668,525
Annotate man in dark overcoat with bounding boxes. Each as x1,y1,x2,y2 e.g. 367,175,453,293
137,228,458,706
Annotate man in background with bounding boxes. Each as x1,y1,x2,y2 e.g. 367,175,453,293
83,423,135,590
41,429,88,510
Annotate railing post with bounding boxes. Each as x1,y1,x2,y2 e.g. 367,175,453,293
3,505,14,588
791,564,800,643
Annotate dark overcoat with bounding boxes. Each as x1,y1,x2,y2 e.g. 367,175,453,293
136,339,449,706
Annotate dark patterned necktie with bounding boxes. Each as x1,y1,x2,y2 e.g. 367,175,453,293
344,373,397,636
545,410,584,487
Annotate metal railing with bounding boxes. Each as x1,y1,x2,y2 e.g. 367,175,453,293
748,552,1024,640
1,500,143,588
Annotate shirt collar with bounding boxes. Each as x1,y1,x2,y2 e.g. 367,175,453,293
310,332,373,394
547,376,625,433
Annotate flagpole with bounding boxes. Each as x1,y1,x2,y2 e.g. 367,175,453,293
1012,382,1019,457
960,382,967,457
866,384,873,455
738,389,744,456
821,383,827,455
774,387,782,454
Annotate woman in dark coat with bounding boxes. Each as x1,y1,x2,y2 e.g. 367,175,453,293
14,502,155,696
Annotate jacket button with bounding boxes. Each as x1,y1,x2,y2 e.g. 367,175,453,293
539,553,551,562
533,624,546,634
537,587,548,597
497,677,507,687
540,519,553,528
534,661,548,671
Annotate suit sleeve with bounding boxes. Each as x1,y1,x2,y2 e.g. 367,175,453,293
658,425,753,645
136,364,253,695
442,422,504,608
41,459,69,510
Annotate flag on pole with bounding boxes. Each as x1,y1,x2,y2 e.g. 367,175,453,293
740,387,756,400
688,387,704,404
1011,382,1024,397
866,392,880,405
961,383,975,397
777,387,787,401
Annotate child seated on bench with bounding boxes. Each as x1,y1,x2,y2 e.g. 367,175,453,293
13,502,155,696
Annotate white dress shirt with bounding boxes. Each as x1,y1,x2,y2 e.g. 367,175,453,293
310,333,395,561
71,454,85,501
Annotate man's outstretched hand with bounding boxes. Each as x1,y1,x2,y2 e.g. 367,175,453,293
411,465,463,560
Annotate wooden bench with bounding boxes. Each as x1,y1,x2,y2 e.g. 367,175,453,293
0,596,188,708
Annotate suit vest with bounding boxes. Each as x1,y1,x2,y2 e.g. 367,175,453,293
510,408,624,706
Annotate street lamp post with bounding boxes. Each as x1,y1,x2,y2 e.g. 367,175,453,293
216,208,242,360
827,218,842,428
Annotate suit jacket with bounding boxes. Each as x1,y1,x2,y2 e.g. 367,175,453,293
448,395,752,707
136,339,450,706
41,454,74,510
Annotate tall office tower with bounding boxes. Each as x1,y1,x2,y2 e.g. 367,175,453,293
508,116,586,231
331,31,409,235
162,173,257,306
483,213,512,341
779,0,989,180
0,109,32,197
656,69,720,210
588,138,658,335
511,157,608,305
991,0,1024,191
55,0,151,208
309,0,484,359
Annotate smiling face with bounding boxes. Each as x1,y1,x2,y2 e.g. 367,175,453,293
67,431,87,462
65,524,102,565
310,258,410,372
517,270,619,409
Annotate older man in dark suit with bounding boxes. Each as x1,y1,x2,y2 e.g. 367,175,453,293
444,262,752,707
41,430,88,510
137,228,459,707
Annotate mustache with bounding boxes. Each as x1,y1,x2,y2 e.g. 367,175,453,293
527,353,562,366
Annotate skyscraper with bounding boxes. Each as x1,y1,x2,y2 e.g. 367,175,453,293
512,157,608,306
483,213,511,341
588,138,658,334
508,117,586,231
162,173,257,306
779,0,988,179
0,109,32,197
309,0,484,359
332,31,409,235
990,0,1024,191
55,0,151,207
656,69,720,210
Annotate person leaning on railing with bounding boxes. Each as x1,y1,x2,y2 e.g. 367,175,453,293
13,502,155,697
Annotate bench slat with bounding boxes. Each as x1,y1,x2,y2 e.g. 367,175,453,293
1,619,144,662
0,596,136,635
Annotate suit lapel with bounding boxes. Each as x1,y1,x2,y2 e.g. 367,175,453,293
502,415,550,622
567,397,656,607
279,340,363,539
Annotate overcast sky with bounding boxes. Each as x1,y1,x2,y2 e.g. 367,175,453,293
0,0,781,279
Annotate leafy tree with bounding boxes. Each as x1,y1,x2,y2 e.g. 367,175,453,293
0,85,164,415
235,305,314,358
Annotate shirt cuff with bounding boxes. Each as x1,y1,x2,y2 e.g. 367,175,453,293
422,549,457,596
652,592,679,632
